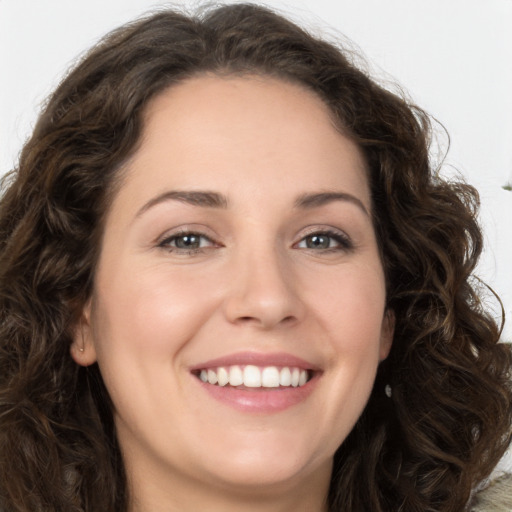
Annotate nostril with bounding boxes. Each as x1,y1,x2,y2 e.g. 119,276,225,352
235,314,297,328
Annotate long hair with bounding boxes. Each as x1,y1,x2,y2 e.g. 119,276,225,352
1,4,511,511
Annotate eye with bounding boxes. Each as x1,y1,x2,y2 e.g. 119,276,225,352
296,230,352,251
158,231,215,253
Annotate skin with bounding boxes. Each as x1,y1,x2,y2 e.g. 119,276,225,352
72,75,394,512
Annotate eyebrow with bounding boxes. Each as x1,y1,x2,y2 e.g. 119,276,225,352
136,190,228,218
135,189,369,218
294,192,369,216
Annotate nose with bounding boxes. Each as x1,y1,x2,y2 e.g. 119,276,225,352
222,245,305,329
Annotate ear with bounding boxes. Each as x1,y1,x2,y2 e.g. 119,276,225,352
70,301,98,367
379,309,395,361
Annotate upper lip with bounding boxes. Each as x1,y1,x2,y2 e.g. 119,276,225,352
189,351,321,371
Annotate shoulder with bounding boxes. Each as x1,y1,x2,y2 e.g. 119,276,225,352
470,474,512,512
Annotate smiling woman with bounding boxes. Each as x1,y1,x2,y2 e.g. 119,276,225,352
0,4,511,512
73,76,392,507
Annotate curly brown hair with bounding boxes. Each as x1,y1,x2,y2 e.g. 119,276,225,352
1,4,511,511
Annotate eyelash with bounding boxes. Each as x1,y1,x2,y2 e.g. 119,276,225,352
157,228,353,255
296,229,353,252
157,230,216,254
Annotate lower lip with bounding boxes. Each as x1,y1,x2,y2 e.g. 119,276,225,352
194,375,319,413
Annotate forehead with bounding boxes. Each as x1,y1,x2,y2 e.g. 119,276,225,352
116,74,370,211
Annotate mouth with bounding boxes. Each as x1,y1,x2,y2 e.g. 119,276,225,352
193,365,313,389
190,352,320,412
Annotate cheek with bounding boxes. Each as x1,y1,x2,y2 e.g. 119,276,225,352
294,267,386,460
90,263,223,361
87,265,224,431
308,265,387,346
305,263,387,405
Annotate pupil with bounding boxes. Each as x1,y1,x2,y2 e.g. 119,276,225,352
308,235,329,249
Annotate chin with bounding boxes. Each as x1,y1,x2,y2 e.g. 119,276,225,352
194,432,331,492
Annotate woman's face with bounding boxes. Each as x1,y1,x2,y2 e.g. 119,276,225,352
73,75,393,505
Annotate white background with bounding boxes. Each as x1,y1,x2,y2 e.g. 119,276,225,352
1,0,511,469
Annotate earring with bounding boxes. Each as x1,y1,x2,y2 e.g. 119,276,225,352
385,384,392,398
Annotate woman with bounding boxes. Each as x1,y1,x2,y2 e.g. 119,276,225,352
0,4,511,511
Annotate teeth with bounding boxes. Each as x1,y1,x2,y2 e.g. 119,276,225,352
217,367,229,386
243,365,261,387
197,365,311,388
229,366,243,386
279,367,291,386
262,366,280,388
207,369,218,385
